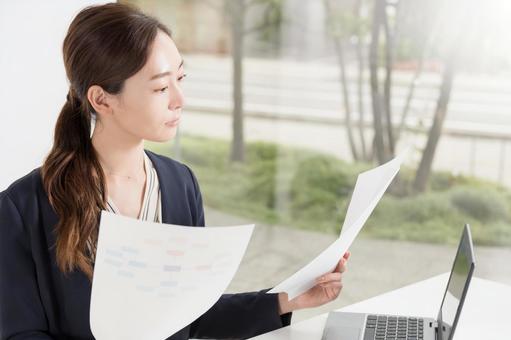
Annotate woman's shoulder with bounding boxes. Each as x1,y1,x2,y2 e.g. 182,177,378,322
1,167,43,206
144,150,198,184
144,149,188,169
0,168,46,232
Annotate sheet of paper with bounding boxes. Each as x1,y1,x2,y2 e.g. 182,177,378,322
268,152,406,299
90,211,254,340
340,152,406,237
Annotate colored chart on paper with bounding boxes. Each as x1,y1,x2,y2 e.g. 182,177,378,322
90,211,254,340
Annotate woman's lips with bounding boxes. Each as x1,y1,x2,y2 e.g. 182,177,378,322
165,117,180,127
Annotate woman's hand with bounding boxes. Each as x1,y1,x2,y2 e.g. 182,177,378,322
278,251,350,314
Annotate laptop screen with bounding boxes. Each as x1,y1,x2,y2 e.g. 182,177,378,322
437,225,475,340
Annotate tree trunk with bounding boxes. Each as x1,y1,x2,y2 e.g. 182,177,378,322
396,1,435,143
413,57,456,192
354,0,368,161
229,0,245,162
324,0,359,161
382,1,395,156
369,0,387,164
334,37,360,161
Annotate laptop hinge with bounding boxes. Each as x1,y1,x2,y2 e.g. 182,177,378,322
433,321,440,340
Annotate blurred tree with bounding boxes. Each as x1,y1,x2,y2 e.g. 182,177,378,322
324,0,478,193
207,0,285,163
324,0,363,161
227,0,246,162
353,0,369,161
324,0,400,164
413,0,476,192
394,0,438,142
369,0,390,164
413,53,457,192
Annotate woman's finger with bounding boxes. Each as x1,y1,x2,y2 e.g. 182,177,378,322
315,272,342,284
335,257,348,273
320,281,343,289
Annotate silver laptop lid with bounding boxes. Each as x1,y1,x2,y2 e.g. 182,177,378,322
436,224,476,340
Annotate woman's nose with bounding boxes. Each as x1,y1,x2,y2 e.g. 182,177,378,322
168,82,184,111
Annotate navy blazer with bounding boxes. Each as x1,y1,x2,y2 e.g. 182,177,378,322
0,150,291,339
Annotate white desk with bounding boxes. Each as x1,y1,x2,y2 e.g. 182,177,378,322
251,273,511,340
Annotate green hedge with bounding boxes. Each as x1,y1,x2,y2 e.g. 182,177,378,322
146,136,511,246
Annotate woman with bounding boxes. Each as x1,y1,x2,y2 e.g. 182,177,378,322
0,3,349,339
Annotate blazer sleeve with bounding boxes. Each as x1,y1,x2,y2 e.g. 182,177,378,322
0,192,54,339
184,165,205,227
189,288,292,339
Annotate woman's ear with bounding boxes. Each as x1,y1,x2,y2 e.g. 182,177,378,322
87,85,115,117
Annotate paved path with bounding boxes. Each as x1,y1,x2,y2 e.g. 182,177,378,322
179,54,511,187
180,110,511,188
205,207,511,322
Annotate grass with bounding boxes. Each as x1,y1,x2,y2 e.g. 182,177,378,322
146,135,511,247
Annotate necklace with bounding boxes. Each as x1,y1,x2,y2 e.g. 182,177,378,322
99,155,147,182
105,171,145,182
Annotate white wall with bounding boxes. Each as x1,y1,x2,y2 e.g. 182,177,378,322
0,0,110,191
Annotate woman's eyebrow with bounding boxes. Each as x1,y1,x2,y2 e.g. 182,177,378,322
149,59,184,81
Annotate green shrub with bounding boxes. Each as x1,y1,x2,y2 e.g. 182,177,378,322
450,186,511,222
146,135,511,246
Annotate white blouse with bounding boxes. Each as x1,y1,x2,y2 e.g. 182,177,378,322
105,152,162,223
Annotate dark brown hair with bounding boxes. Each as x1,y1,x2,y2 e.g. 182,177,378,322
41,2,171,280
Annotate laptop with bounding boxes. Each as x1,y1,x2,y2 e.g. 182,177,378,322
322,224,475,340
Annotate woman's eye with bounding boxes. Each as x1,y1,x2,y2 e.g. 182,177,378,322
156,75,186,92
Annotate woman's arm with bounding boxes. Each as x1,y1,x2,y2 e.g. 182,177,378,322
0,192,55,339
189,289,292,339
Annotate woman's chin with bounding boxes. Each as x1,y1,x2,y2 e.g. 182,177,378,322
143,122,180,143
151,127,178,143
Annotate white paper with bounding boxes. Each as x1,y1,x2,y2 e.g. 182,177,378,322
268,152,406,299
90,211,254,340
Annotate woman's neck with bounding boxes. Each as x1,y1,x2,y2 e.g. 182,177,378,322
91,121,145,178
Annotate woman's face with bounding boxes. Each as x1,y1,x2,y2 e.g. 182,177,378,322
99,30,186,143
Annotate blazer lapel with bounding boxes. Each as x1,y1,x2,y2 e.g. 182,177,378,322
145,150,173,224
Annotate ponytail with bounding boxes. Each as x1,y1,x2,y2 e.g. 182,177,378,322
41,88,106,280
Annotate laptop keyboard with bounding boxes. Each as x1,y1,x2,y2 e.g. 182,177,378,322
363,314,424,340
